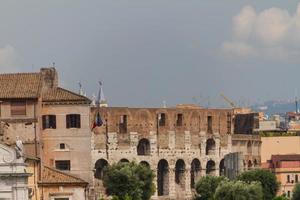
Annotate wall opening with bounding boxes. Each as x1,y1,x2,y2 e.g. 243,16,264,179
137,138,151,156
247,160,253,169
219,159,225,176
176,113,183,126
157,159,169,196
140,161,150,168
175,159,186,189
191,159,201,188
247,141,252,155
206,160,216,175
119,158,129,163
207,116,212,133
119,115,127,133
94,159,108,179
158,113,166,126
206,138,216,155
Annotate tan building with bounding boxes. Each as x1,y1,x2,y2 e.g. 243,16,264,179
0,68,91,200
91,106,261,199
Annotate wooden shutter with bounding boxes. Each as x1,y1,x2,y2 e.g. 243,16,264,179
11,101,26,116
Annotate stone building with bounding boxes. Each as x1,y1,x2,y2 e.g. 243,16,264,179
91,106,261,199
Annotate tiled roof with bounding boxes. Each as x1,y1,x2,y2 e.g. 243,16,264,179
42,87,91,103
39,166,87,186
271,154,300,162
0,73,41,99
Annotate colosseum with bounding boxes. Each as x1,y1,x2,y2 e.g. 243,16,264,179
91,105,261,199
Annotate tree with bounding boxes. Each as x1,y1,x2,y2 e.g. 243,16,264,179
103,162,155,200
214,181,263,200
273,196,289,200
194,176,228,200
292,183,300,200
237,169,279,200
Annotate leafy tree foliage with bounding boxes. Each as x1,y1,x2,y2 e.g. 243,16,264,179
214,181,263,200
292,183,300,200
238,169,279,200
194,176,228,200
103,162,155,200
273,196,289,200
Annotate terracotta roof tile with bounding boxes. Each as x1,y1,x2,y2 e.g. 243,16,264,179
271,154,300,162
39,166,87,185
42,87,91,103
0,73,41,99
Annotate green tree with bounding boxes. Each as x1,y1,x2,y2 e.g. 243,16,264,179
292,183,300,200
238,169,279,200
194,176,228,200
273,196,289,200
214,181,263,200
103,162,155,200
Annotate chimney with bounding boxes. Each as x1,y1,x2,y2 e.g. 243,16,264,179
40,67,58,93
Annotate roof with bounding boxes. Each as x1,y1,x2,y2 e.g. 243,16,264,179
42,87,91,103
0,73,41,99
271,154,300,162
39,166,88,186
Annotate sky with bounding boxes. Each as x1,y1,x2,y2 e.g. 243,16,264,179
0,1,300,107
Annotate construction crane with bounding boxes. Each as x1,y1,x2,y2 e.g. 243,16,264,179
220,93,236,108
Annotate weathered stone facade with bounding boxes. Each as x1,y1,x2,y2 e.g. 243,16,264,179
91,106,260,199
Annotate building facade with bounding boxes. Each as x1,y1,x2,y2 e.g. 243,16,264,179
91,106,261,199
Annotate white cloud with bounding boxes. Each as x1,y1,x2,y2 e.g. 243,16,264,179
0,45,21,73
222,3,300,62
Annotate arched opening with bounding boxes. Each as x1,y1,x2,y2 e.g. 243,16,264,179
219,159,225,176
247,141,252,155
175,159,186,189
137,138,151,155
248,160,253,169
94,159,108,179
254,159,258,167
206,138,216,155
157,159,169,196
206,160,216,175
191,159,201,188
140,161,150,168
119,158,129,163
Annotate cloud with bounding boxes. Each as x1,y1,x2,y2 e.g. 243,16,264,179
222,3,300,62
0,45,21,72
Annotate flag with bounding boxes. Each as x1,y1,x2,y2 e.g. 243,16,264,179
92,111,103,129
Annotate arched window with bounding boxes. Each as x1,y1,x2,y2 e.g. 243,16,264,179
140,161,150,168
248,160,253,169
206,138,216,155
94,159,108,179
247,141,252,155
191,159,201,188
219,159,225,176
119,158,129,163
206,160,216,175
157,159,169,196
137,138,150,155
175,159,186,189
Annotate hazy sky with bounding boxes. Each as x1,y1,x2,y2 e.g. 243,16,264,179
0,1,300,107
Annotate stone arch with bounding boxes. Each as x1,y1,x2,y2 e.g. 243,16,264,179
157,159,169,196
219,159,225,176
248,160,253,169
137,138,151,156
247,141,252,154
94,159,108,179
191,159,201,188
206,160,216,175
254,159,258,167
119,158,129,163
175,159,186,189
140,161,150,168
206,138,216,155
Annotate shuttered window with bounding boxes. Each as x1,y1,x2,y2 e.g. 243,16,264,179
55,160,70,171
11,101,26,116
66,114,81,128
42,115,56,129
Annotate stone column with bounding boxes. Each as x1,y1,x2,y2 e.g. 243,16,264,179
185,131,191,150
129,132,138,153
150,131,157,154
169,131,175,150
169,165,176,199
214,133,220,158
200,132,206,157
152,168,159,200
185,166,192,199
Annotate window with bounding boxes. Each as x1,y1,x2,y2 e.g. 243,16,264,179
227,113,231,134
287,191,290,198
158,113,166,126
66,114,80,128
11,101,26,116
296,175,299,183
42,115,56,129
207,116,212,133
55,160,70,171
176,114,183,126
119,115,127,133
287,175,290,183
54,198,69,200
59,143,65,149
